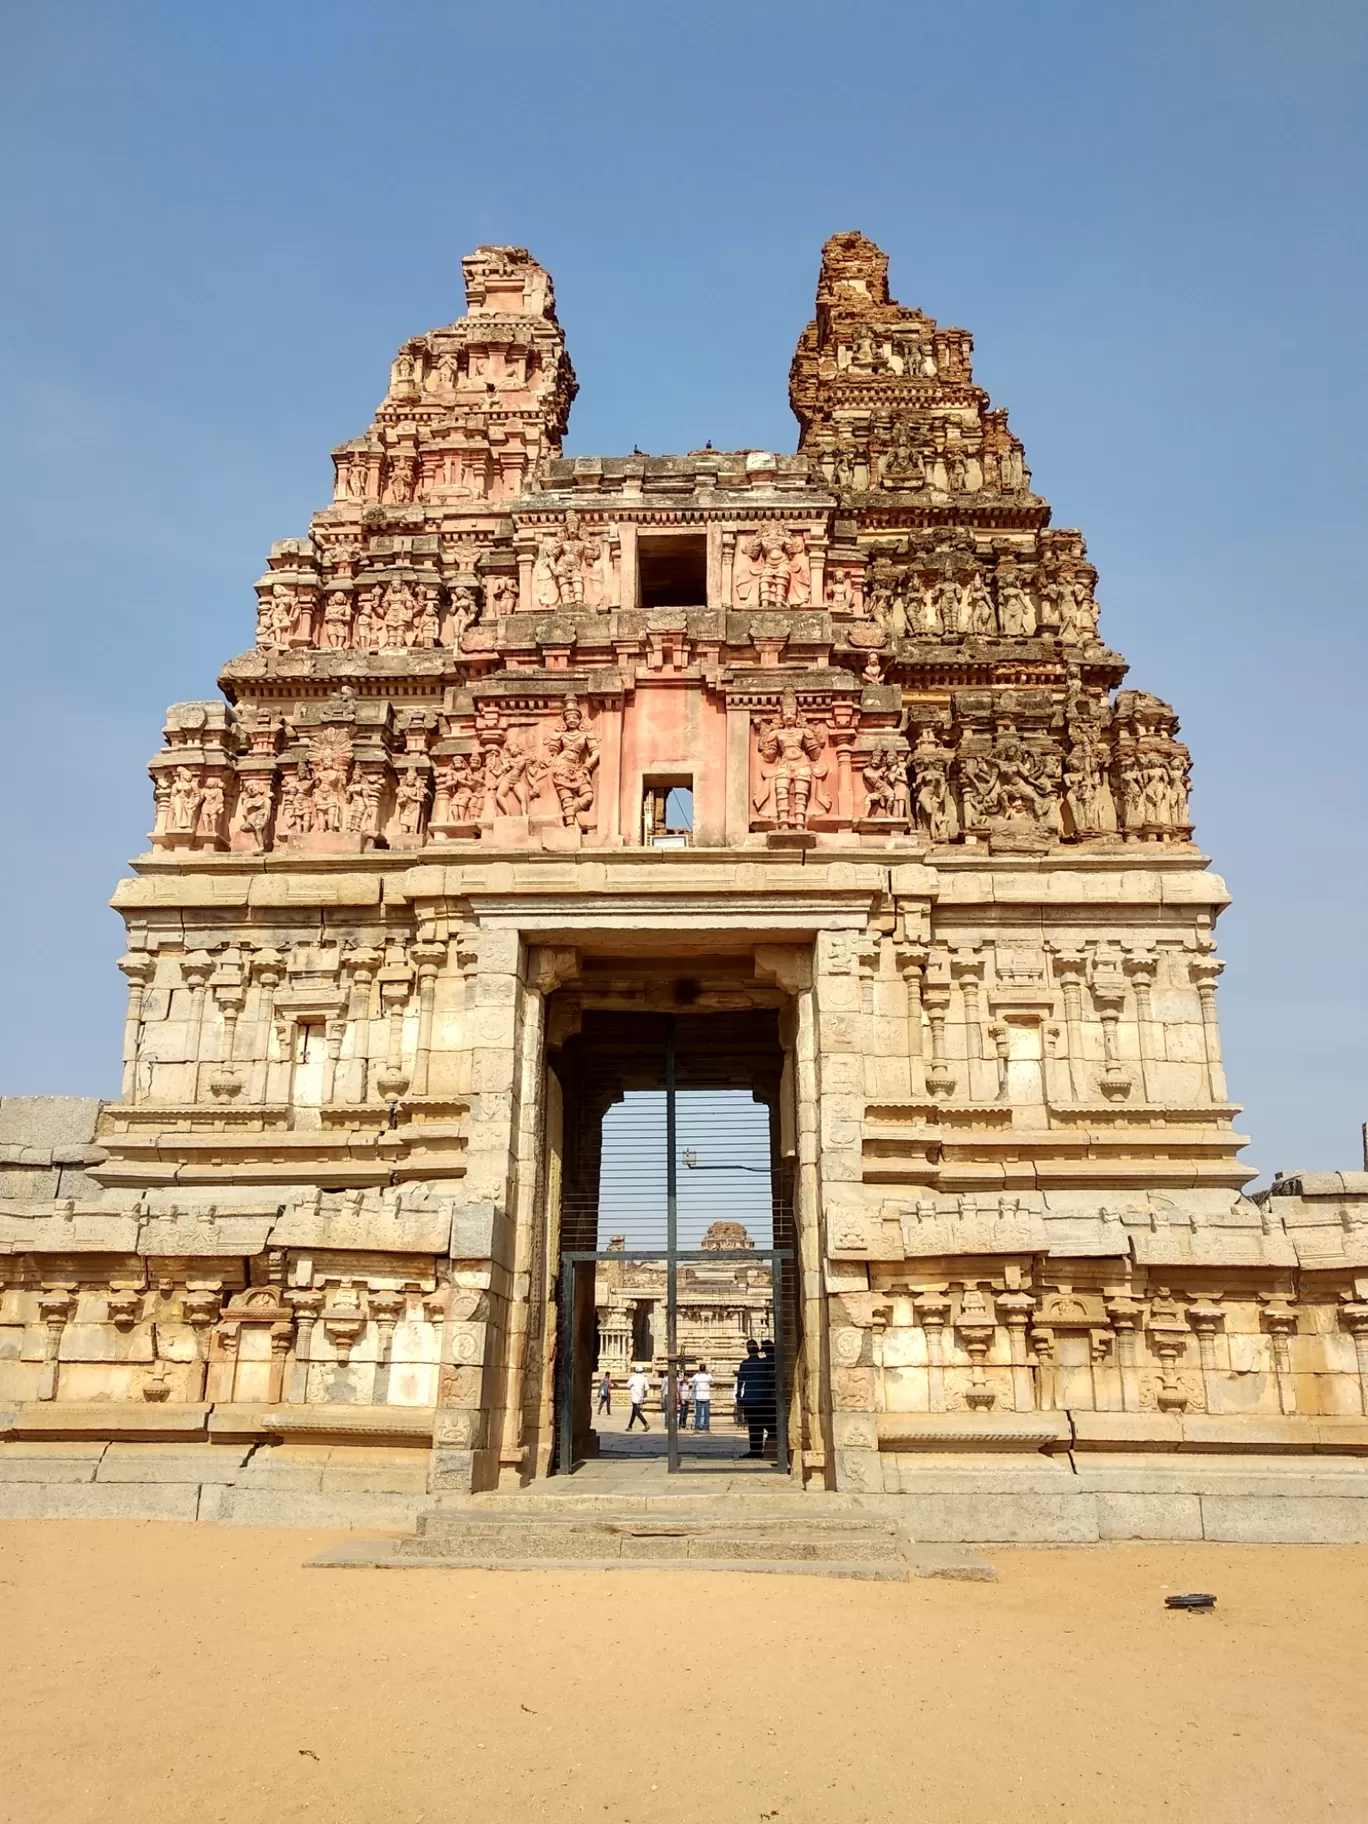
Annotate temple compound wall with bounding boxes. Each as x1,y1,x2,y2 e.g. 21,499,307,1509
5,236,1368,1540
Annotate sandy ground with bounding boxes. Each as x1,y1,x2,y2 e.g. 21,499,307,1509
3,1522,1368,1824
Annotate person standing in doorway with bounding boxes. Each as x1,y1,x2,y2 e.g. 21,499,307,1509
626,1364,650,1431
691,1362,712,1431
756,1339,779,1456
596,1369,612,1417
735,1339,765,1457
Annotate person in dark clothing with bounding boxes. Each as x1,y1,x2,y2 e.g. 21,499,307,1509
734,1339,768,1459
755,1339,778,1456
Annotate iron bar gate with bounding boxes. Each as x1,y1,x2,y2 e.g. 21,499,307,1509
552,1014,792,1476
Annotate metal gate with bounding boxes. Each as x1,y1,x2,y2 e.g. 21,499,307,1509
552,1014,792,1475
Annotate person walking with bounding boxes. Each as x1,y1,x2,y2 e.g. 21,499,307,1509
626,1364,650,1431
691,1362,712,1431
735,1339,766,1458
596,1369,612,1417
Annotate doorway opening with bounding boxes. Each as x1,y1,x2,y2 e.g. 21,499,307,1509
546,1006,795,1476
638,533,708,608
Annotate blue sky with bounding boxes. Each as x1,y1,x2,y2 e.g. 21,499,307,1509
1,1,1364,1181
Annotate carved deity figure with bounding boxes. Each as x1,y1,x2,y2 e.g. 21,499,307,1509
413,592,441,649
484,573,517,618
532,535,562,608
482,735,535,817
737,531,810,609
383,455,416,505
543,696,599,828
308,732,352,833
444,585,478,647
345,771,382,839
1064,732,1118,837
434,753,481,826
755,691,827,830
861,745,910,825
276,764,313,837
195,776,227,844
380,580,416,649
393,769,428,836
826,568,853,613
912,731,959,842
961,567,997,637
1059,572,1101,644
991,723,1057,826
996,564,1037,638
232,774,273,849
320,590,353,650
167,766,203,835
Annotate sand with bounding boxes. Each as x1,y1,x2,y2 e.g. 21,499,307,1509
2,1521,1367,1824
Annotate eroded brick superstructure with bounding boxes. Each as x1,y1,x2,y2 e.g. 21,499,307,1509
4,236,1365,1537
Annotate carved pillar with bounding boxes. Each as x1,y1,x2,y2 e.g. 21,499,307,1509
951,957,985,1062
986,1020,1010,1102
375,967,414,1102
342,946,382,1103
118,954,155,1104
1091,972,1132,1100
997,1288,1035,1412
1191,958,1228,1102
250,949,285,1105
1055,955,1088,1101
1146,1290,1190,1412
209,960,246,1101
955,1286,997,1410
1029,1322,1057,1410
915,1290,950,1413
1261,1297,1298,1415
1107,1297,1143,1412
36,1287,77,1401
409,939,448,1097
1187,1298,1226,1414
322,1283,366,1382
922,984,956,1097
285,1288,324,1403
898,950,926,1098
1339,1299,1368,1416
371,1290,407,1405
322,1019,345,1106
181,1285,223,1401
182,951,214,1102
1124,955,1158,1103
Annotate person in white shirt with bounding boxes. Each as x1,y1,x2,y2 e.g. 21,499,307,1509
626,1366,650,1431
691,1362,712,1432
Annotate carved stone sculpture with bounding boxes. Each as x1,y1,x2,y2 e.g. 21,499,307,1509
755,691,827,829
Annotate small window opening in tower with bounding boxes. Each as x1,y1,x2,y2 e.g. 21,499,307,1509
643,780,693,848
638,533,707,608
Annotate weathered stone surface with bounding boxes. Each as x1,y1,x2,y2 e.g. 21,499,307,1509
0,232,1362,1526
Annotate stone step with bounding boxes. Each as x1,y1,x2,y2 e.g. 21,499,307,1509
403,1506,908,1567
406,1524,903,1564
307,1537,912,1580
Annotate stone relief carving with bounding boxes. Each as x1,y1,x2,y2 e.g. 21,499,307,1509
754,691,828,830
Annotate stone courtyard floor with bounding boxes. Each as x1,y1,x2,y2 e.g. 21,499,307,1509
4,1521,1368,1824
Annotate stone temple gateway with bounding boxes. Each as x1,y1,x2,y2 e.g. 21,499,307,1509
4,234,1368,1540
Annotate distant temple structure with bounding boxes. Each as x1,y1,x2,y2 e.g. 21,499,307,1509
3,234,1367,1540
595,1225,773,1398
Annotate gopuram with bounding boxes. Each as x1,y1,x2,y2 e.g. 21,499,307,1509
4,233,1368,1540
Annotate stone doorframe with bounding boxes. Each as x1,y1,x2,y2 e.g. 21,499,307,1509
426,920,848,1494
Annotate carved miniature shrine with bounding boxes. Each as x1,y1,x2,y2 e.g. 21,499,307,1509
4,235,1367,1539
